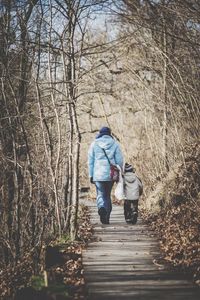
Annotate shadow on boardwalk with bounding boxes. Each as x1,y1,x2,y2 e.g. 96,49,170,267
82,203,200,300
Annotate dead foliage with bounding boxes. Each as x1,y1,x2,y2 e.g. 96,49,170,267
47,205,93,299
143,142,200,286
0,205,93,299
47,204,93,298
0,252,35,299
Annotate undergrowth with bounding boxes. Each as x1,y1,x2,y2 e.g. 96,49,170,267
143,142,200,286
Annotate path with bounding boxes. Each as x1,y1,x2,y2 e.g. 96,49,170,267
82,202,200,300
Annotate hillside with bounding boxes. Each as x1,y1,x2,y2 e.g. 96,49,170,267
143,142,200,284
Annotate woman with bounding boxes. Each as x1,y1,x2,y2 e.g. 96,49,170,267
88,127,123,224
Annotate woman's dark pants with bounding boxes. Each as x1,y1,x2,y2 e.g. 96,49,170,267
95,181,113,224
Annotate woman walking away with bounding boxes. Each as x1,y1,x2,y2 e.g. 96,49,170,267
88,127,124,224
123,163,143,224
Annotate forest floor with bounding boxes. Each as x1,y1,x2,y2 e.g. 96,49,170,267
142,142,200,286
0,204,93,300
82,201,200,300
1,145,199,299
12,195,199,300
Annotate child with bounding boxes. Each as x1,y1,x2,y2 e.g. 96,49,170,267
123,163,143,224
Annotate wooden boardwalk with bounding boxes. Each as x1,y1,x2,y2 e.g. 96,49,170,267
82,202,200,300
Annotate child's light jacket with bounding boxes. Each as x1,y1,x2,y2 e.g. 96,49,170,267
124,172,143,200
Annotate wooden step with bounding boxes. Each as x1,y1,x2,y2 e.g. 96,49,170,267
82,203,200,300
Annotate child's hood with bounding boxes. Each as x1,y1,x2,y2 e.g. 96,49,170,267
124,172,137,183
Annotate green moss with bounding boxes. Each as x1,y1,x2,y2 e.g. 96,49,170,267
30,275,45,291
30,276,69,297
47,283,69,296
55,234,71,250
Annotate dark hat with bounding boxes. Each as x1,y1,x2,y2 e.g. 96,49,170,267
96,126,112,139
124,163,134,172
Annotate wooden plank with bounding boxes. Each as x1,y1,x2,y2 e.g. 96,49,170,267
82,202,200,300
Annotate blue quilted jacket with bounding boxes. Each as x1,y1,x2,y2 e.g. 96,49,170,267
88,135,124,181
